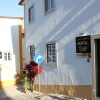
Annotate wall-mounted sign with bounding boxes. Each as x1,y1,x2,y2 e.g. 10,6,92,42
76,35,91,53
34,53,43,64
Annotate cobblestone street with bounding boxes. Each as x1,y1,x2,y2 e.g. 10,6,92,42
0,84,83,100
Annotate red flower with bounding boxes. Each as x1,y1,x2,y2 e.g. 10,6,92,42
24,60,43,81
36,66,43,73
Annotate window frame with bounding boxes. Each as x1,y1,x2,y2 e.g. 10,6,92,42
3,52,12,61
28,4,35,23
4,52,7,61
8,52,12,61
0,52,2,59
30,45,35,60
44,0,55,15
46,42,56,64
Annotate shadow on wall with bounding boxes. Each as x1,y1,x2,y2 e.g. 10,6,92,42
28,0,100,71
24,0,100,99
32,0,100,80
58,1,100,98
27,0,100,46
11,25,26,93
11,25,20,76
27,0,100,99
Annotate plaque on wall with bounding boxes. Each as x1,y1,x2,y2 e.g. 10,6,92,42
76,35,91,53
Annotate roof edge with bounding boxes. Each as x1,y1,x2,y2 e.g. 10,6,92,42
19,0,25,5
0,16,23,20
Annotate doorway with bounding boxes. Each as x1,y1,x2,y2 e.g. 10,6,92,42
95,39,100,97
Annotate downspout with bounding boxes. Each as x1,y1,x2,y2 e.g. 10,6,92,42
19,19,23,79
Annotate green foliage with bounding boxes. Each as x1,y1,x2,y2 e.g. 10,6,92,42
24,76,33,91
23,60,43,92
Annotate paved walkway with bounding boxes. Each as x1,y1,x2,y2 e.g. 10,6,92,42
0,83,83,100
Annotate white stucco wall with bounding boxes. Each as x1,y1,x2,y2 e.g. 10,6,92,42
25,0,100,85
0,18,21,81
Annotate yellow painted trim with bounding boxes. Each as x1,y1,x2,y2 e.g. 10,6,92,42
0,64,17,74
33,85,92,100
0,79,17,87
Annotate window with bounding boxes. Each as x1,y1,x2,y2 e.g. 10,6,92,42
4,53,7,61
47,43,56,63
45,0,54,14
8,52,11,60
0,52,2,59
28,5,34,23
4,52,12,61
30,45,35,60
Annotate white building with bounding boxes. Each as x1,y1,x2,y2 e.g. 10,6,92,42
19,0,100,100
0,16,24,86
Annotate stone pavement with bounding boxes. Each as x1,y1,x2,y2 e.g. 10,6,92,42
0,83,84,100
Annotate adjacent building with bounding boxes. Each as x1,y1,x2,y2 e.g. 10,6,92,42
19,0,100,100
0,16,24,86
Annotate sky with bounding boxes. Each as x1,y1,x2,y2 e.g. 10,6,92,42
0,0,24,17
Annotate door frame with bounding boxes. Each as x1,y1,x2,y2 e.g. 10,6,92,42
91,34,100,99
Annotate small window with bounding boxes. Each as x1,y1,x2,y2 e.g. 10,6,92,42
4,52,12,61
4,53,7,61
28,5,34,23
8,52,12,61
30,45,35,60
45,0,55,14
0,52,2,59
47,43,56,63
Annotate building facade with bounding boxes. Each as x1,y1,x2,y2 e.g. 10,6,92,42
0,16,24,86
19,0,100,100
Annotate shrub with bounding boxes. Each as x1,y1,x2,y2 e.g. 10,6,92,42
23,60,43,92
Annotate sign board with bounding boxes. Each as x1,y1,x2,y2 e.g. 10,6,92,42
76,35,91,53
33,53,43,64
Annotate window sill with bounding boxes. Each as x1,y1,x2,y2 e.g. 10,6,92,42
44,8,55,16
29,19,35,24
46,62,57,68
